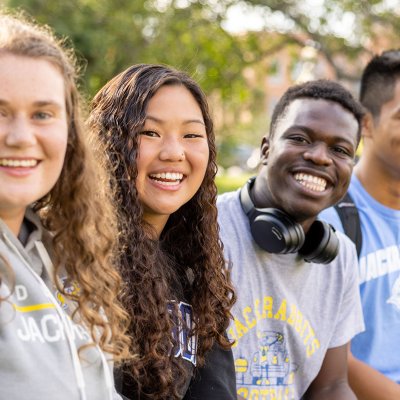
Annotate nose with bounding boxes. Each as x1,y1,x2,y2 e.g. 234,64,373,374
159,136,185,162
5,116,37,148
303,143,333,165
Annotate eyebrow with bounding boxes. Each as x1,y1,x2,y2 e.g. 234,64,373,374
0,99,64,109
145,115,205,126
287,125,357,146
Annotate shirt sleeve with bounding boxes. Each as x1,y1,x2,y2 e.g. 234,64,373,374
183,342,237,400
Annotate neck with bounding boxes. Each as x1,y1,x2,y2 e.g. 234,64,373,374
142,213,169,239
355,155,400,210
0,207,26,237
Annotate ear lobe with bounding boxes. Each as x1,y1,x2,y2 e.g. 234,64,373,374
362,112,374,139
260,136,270,165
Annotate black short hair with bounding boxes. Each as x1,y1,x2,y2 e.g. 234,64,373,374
360,49,400,121
270,79,365,143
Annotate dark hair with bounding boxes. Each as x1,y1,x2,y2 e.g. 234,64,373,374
270,79,365,142
0,11,131,361
89,64,235,399
360,49,400,122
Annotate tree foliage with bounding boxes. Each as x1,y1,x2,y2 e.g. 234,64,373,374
5,0,399,166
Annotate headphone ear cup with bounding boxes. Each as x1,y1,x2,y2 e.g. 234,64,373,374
298,221,339,264
250,208,305,253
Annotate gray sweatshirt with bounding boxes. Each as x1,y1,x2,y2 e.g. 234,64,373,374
0,208,121,400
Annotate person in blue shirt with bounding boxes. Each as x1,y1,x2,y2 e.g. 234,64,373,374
320,49,400,399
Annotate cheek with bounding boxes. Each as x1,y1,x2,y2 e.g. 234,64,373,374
49,130,69,166
338,162,354,187
193,148,209,177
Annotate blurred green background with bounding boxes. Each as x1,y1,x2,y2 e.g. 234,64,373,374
3,0,398,192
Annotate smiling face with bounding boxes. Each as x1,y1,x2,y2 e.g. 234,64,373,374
0,54,68,235
136,84,209,236
255,98,358,223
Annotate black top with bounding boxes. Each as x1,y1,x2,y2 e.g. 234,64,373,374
115,342,236,400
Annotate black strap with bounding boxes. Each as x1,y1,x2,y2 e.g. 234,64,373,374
334,192,362,258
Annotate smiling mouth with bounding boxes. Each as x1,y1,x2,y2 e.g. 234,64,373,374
149,172,184,186
294,173,327,192
0,159,38,167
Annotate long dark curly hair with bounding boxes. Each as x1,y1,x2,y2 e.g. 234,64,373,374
89,64,236,399
0,11,131,361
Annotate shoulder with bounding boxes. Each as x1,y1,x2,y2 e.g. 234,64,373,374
217,190,242,221
217,190,240,207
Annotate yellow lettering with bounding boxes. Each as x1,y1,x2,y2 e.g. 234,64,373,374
249,388,260,399
254,298,263,321
306,338,320,357
299,319,309,338
238,387,249,398
262,296,274,319
260,388,271,399
234,317,249,338
295,310,303,333
287,304,296,325
274,299,287,321
303,324,315,345
243,306,257,329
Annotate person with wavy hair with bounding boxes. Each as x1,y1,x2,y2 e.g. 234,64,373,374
0,11,131,400
89,64,236,399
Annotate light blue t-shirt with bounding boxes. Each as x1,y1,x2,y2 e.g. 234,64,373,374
320,174,400,383
218,190,364,399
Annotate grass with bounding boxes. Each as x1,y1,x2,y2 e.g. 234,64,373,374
216,173,254,194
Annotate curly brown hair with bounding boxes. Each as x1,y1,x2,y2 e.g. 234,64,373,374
0,11,131,361
89,64,236,399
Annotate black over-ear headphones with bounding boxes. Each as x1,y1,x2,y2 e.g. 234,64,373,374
239,178,339,264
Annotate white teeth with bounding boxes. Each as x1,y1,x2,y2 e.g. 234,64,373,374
149,172,183,182
294,173,327,192
0,159,38,167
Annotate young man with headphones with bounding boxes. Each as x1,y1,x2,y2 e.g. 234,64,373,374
217,79,365,400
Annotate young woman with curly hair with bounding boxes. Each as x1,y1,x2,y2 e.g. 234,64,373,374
0,11,131,400
89,64,236,399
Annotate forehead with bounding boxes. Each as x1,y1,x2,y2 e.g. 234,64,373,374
0,54,65,104
275,98,359,145
380,78,400,118
147,84,201,114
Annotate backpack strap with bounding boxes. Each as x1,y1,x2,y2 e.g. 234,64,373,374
334,192,362,258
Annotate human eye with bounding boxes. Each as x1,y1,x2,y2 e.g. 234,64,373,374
287,134,309,144
0,105,11,118
32,110,53,120
332,145,353,158
184,132,206,139
139,130,160,138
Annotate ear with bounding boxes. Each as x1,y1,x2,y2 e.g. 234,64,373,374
260,136,270,165
361,112,374,139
